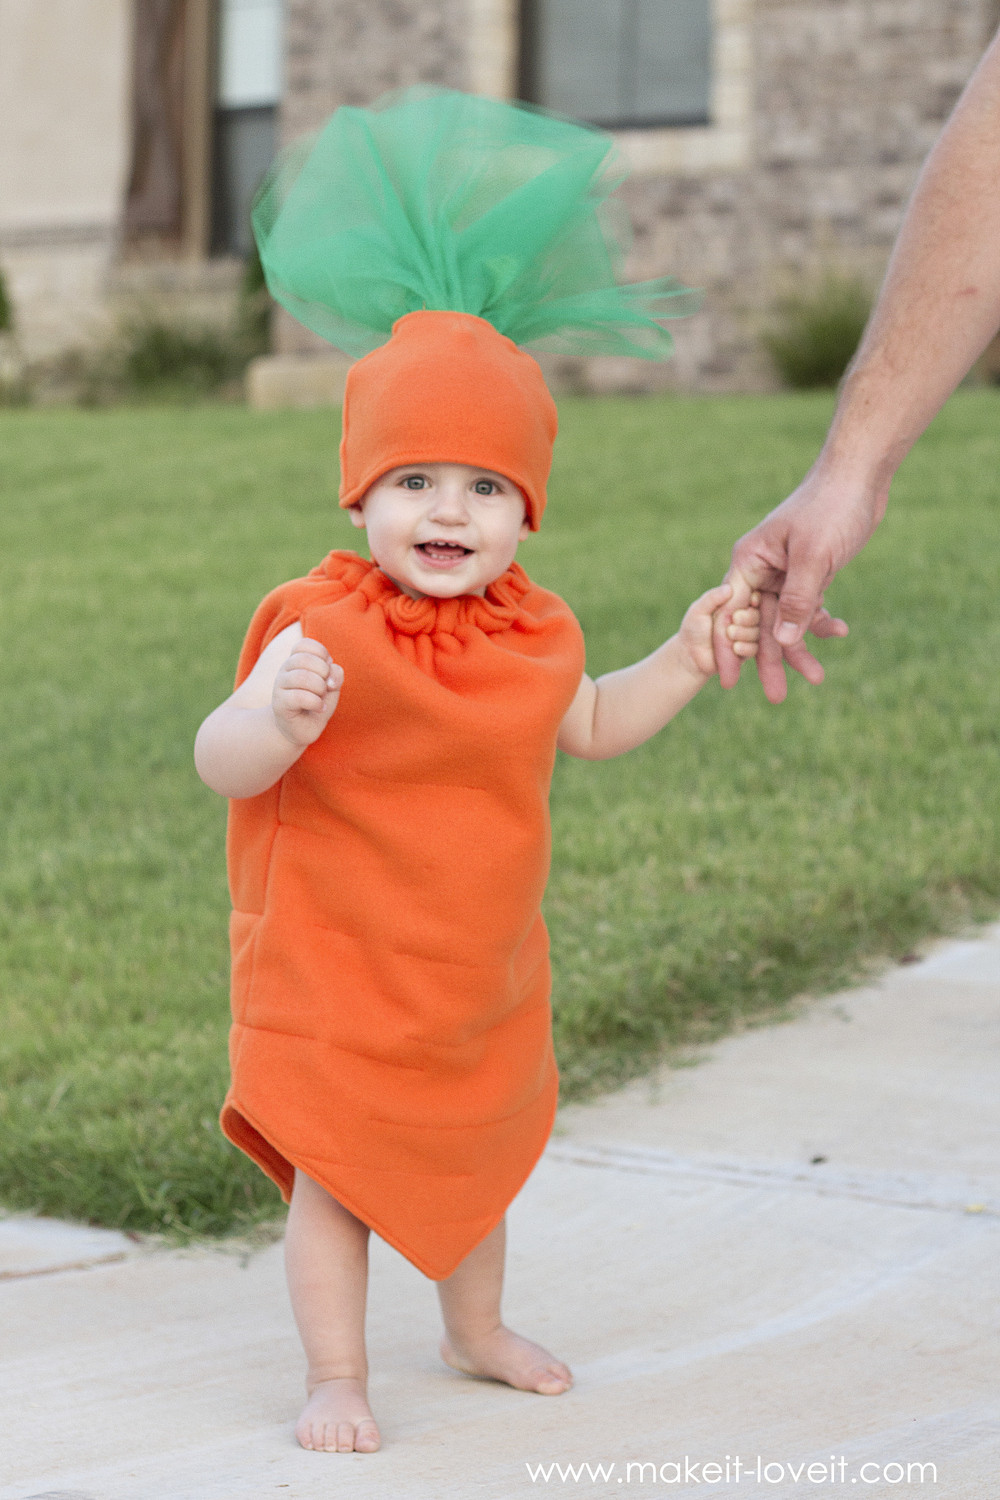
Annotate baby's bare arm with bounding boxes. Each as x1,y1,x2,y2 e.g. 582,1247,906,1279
558,584,759,761
194,623,344,799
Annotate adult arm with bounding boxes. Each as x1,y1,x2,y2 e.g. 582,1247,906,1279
715,25,1000,703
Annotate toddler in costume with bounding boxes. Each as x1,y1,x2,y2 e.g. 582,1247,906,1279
195,89,761,1453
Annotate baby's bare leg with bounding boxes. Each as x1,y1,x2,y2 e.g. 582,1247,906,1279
283,1168,380,1452
437,1218,572,1395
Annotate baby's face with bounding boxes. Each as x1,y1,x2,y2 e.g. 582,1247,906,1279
349,462,530,600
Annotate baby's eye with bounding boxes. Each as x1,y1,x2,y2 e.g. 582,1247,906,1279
473,479,497,495
401,474,428,490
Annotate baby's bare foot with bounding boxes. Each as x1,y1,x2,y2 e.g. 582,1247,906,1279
440,1326,572,1395
295,1376,380,1452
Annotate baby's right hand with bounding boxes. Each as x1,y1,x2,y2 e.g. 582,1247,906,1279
272,638,344,746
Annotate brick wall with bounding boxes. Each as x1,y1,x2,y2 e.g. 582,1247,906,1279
275,0,999,387
277,0,471,355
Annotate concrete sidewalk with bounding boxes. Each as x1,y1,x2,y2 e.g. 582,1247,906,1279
2,925,997,1500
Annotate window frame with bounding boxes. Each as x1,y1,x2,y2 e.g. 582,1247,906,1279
209,0,283,258
468,0,751,178
517,0,713,133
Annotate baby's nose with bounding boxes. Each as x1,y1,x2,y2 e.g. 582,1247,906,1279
428,486,469,520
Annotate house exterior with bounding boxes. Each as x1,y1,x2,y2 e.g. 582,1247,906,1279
1,0,997,393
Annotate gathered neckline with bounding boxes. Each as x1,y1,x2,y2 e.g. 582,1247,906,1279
308,550,534,637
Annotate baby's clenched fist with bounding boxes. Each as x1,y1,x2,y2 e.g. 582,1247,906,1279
678,584,761,680
272,638,344,746
725,598,762,659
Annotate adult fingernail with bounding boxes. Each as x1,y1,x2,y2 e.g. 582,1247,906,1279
775,622,799,646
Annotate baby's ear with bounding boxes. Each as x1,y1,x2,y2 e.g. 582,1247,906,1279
347,504,366,529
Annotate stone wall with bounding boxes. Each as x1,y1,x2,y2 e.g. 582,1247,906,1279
283,0,468,137
0,0,134,359
275,0,472,358
658,0,995,390
0,0,237,365
559,0,1000,391
274,0,1000,388
5,0,996,383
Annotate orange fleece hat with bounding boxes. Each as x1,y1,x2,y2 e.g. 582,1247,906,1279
338,309,557,531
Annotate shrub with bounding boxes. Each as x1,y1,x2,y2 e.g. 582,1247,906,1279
237,244,272,356
0,263,12,333
119,319,246,393
117,248,272,397
63,321,247,407
763,274,871,389
0,265,30,405
63,252,273,406
72,311,265,408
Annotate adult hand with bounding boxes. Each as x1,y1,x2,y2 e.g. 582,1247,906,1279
713,465,882,702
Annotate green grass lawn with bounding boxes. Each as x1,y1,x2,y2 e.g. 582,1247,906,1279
1,391,997,1235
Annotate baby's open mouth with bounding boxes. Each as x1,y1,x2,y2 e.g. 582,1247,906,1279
416,541,473,562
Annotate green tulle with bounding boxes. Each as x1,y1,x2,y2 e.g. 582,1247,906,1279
252,87,698,360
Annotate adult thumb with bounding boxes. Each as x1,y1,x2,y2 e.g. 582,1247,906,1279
774,556,829,647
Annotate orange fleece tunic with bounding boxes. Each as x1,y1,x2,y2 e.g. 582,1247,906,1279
221,550,586,1278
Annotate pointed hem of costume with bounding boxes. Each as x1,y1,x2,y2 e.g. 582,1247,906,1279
221,1090,558,1280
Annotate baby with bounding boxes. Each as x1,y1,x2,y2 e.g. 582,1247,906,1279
195,433,759,1455
194,86,762,1456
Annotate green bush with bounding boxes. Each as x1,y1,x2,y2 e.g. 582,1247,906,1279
0,263,12,333
69,317,250,407
69,252,272,406
764,275,871,389
0,265,30,406
118,249,271,396
119,319,247,392
2,252,274,409
236,243,272,355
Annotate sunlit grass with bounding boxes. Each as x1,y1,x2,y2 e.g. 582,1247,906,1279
0,392,996,1232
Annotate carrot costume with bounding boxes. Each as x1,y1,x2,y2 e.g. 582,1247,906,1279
220,88,693,1278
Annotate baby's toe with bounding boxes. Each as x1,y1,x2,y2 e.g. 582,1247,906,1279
354,1420,381,1452
312,1426,332,1451
534,1360,573,1394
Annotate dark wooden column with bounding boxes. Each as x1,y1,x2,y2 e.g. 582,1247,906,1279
182,0,216,258
123,0,215,257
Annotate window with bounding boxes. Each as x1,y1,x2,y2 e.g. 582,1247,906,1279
211,0,283,256
520,0,712,130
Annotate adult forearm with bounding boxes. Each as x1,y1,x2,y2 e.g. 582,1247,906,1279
823,27,1000,488
718,28,1000,698
194,703,305,799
